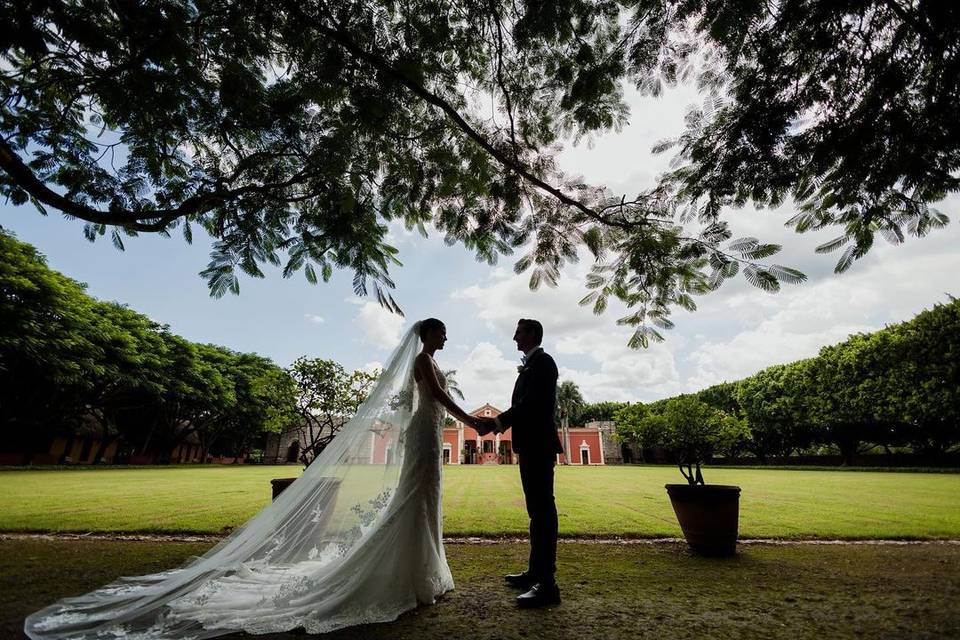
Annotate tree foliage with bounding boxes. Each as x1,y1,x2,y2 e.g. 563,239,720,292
612,402,660,462
579,400,629,424
0,231,296,463
285,357,378,466
6,1,954,345
637,297,960,465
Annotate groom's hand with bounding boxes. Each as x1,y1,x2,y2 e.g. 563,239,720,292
474,417,495,435
467,416,485,435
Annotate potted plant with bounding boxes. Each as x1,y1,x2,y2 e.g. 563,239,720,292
660,396,742,556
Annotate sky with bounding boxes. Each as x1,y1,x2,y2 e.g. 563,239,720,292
4,83,959,412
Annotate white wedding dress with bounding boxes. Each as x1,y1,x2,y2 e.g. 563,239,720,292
25,324,454,639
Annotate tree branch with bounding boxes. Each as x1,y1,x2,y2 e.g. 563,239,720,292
1,137,214,230
297,1,640,231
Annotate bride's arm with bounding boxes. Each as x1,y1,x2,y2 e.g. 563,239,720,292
414,354,476,424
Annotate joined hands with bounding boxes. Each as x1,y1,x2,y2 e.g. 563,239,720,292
470,416,500,436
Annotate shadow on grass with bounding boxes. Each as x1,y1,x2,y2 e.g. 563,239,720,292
3,539,958,640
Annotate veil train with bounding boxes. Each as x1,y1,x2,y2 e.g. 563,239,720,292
25,322,431,639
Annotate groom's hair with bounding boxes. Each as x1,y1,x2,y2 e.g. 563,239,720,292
518,318,543,345
419,318,445,341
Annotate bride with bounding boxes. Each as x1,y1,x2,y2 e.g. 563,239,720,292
25,318,481,639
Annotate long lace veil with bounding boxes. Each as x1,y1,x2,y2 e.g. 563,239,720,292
25,322,426,639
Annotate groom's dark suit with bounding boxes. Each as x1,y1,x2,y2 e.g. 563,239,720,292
496,346,563,585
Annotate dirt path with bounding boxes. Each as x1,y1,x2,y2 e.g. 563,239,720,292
2,531,959,545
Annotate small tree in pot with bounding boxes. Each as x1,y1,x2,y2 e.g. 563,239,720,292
660,395,742,556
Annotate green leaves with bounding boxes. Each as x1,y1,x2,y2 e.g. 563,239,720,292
0,231,295,458
743,265,780,292
3,0,951,349
286,356,379,464
649,1,957,276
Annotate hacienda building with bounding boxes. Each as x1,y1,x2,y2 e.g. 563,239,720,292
368,403,607,465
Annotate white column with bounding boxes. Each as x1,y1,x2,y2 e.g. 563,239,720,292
457,423,464,465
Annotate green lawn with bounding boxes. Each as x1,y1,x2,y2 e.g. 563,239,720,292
2,538,958,640
0,465,958,538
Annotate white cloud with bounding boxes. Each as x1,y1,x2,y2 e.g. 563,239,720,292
304,313,325,324
351,300,405,350
449,261,684,404
555,329,684,402
451,260,605,338
447,199,960,405
361,361,383,373
438,341,518,412
684,234,960,390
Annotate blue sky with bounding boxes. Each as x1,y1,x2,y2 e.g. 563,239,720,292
4,85,959,411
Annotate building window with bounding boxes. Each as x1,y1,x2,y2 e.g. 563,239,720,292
484,410,491,416
483,440,494,454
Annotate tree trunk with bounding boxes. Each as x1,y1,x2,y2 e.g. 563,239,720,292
91,435,116,464
58,433,77,464
90,413,113,464
199,437,210,464
838,438,858,466
139,415,161,456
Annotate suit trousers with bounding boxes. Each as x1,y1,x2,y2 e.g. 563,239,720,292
518,452,558,584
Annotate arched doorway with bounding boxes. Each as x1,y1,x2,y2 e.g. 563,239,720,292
286,440,300,463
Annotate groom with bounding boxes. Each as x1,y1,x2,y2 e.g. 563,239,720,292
477,318,563,608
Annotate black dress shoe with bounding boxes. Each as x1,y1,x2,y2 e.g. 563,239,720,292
516,582,561,608
504,571,535,590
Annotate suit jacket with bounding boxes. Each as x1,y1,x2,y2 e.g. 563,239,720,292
497,348,564,457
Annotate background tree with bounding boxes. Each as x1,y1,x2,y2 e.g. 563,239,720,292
711,412,752,460
869,299,960,458
0,231,299,464
442,370,464,401
645,297,960,465
79,301,168,464
0,233,94,461
286,357,378,466
696,382,742,417
206,352,297,460
808,338,885,465
612,402,661,463
556,380,585,463
579,401,629,423
11,2,956,345
736,363,814,462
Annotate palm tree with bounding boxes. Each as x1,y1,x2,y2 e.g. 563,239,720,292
442,370,465,401
555,380,585,465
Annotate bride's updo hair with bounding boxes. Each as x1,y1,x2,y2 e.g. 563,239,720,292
418,318,445,342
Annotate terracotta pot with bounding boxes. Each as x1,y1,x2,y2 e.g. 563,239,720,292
665,483,741,556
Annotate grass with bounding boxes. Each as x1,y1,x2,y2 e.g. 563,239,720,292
2,537,959,640
1,465,959,539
